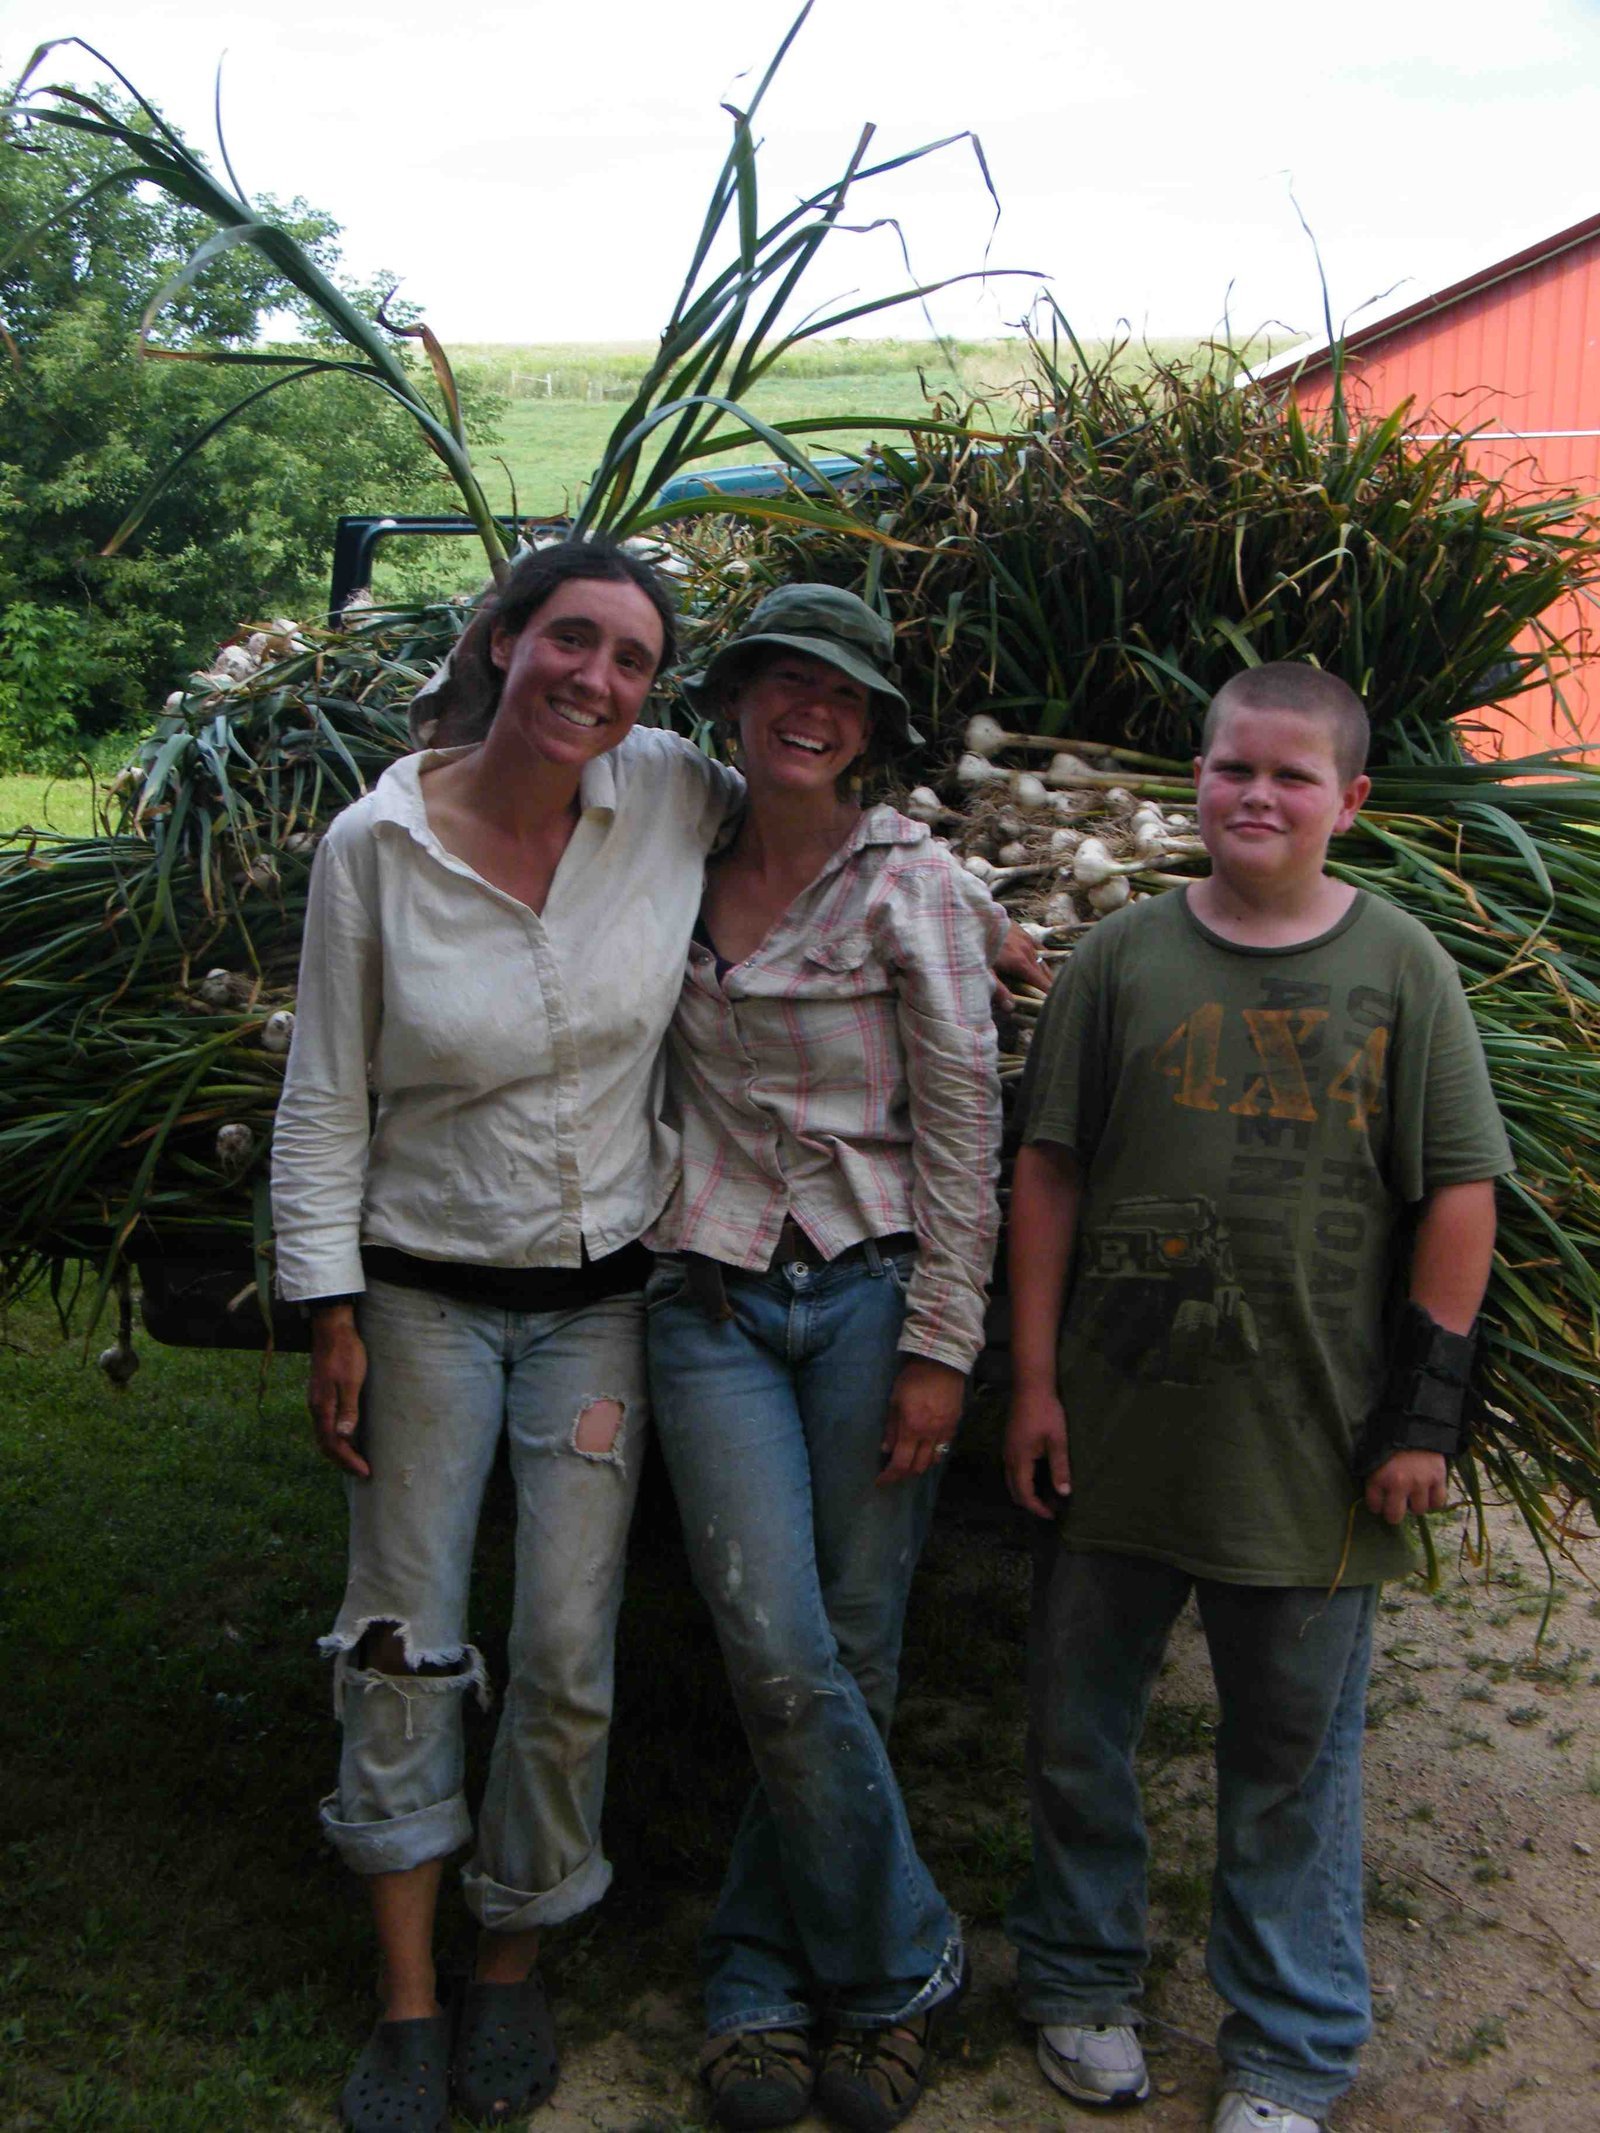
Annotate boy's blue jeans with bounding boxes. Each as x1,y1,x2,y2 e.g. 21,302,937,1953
1007,1545,1376,2120
646,1246,963,2037
318,1278,645,1933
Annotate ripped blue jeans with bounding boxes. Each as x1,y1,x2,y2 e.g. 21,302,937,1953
319,1277,645,1934
646,1246,963,2037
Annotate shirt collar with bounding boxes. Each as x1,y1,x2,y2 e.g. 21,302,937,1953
855,802,930,850
370,740,622,838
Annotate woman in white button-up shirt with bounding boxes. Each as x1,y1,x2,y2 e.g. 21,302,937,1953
271,540,739,2133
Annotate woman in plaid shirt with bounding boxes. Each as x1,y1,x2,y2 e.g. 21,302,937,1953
645,585,1008,2133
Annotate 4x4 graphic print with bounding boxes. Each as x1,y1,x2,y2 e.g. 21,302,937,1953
1151,1002,1387,1129
1080,1194,1262,1383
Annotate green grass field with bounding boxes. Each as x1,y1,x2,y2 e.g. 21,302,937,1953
0,773,101,840
447,334,1256,517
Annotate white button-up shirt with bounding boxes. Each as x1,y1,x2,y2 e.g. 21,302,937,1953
270,728,740,1301
648,807,1006,1372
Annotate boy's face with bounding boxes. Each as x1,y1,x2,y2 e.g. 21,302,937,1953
1193,706,1370,898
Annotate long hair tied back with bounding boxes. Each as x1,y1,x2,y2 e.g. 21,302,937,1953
408,537,679,750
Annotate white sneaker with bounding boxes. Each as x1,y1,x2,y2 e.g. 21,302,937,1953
1211,2091,1322,2133
1037,2023,1150,2106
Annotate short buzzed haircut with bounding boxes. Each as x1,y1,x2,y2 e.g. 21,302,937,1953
1201,663,1370,783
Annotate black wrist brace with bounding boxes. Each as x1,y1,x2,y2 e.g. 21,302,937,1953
1353,1301,1478,1478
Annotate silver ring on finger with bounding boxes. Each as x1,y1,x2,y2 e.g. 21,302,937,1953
932,1443,952,1462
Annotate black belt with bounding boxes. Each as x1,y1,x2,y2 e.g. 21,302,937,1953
361,1240,650,1312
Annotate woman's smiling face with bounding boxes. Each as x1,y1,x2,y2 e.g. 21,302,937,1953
731,651,873,797
488,578,665,768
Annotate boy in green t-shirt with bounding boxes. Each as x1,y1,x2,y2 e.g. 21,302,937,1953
1003,665,1513,2133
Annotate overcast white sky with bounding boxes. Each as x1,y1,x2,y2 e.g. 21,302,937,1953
4,0,1598,352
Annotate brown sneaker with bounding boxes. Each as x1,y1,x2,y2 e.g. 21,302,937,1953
817,2014,939,2132
699,2026,816,2130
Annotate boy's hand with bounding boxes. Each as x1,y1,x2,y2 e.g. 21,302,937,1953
1364,1449,1448,1525
1005,1385,1072,1518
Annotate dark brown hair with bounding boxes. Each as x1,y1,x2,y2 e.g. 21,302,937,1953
418,536,678,748
1201,662,1371,781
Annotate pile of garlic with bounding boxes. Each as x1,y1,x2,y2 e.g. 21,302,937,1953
899,716,1207,1076
164,619,309,711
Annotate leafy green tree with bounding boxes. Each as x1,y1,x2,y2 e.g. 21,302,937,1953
0,87,485,761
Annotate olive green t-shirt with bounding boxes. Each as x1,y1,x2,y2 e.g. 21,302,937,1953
1019,887,1514,1585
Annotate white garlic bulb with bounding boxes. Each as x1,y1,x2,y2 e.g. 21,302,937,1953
216,1123,256,1173
199,969,235,1007
261,1010,296,1054
964,714,1010,758
997,841,1031,868
1043,892,1080,928
962,853,996,881
1044,752,1093,789
956,752,1008,789
1089,876,1131,913
1072,837,1120,887
98,1342,139,1386
905,786,945,824
1012,772,1049,809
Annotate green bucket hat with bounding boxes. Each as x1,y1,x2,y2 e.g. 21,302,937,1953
682,583,922,749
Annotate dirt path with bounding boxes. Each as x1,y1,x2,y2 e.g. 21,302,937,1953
526,1508,1600,2133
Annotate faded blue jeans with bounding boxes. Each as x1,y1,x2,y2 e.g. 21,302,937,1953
318,1278,645,1933
646,1245,963,2037
1006,1546,1377,2120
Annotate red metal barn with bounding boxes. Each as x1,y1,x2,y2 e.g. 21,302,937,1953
1252,213,1600,755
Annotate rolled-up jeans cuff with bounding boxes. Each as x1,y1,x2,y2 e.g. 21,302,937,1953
1018,1992,1143,2029
1223,2060,1346,2117
837,1927,966,2031
319,1790,472,1876
462,1841,612,1933
705,2000,815,2041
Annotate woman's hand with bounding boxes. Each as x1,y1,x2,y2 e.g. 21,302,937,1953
878,1357,966,1486
992,921,1052,1011
308,1302,370,1479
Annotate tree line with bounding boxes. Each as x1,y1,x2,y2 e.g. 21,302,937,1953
0,88,489,770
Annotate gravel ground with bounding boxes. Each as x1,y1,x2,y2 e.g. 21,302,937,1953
523,1506,1600,2133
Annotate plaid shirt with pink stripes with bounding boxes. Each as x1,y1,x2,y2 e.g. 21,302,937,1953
649,805,1007,1373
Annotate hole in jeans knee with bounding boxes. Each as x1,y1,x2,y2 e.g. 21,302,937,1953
355,1620,467,1678
571,1396,626,1464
